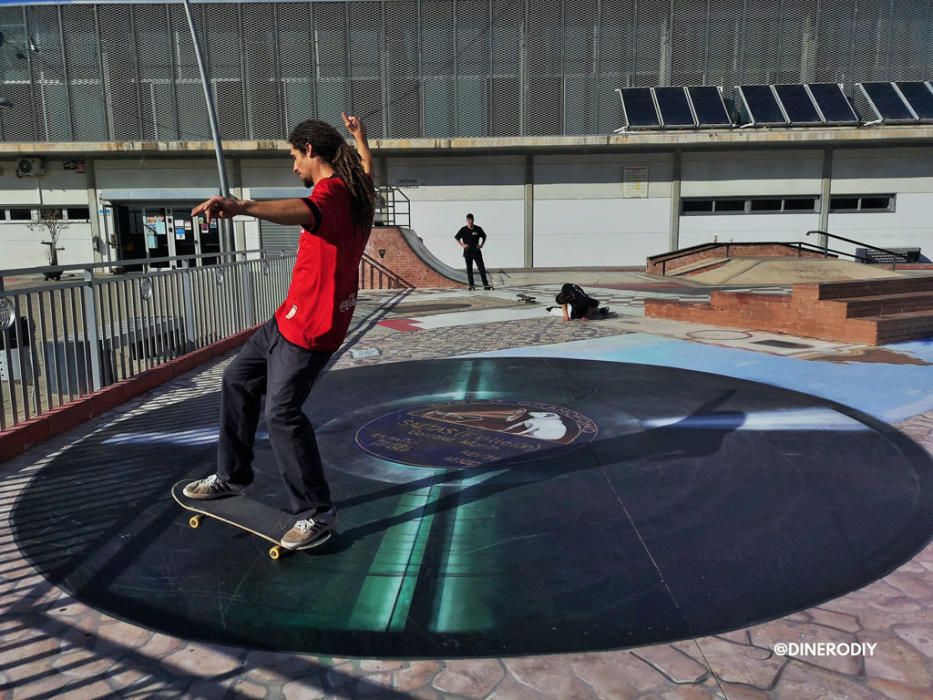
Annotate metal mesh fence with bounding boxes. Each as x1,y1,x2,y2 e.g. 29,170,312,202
0,0,930,142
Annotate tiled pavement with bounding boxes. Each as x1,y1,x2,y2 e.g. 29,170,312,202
2,285,933,699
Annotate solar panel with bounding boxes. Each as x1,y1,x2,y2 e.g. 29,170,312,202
654,87,695,127
895,81,933,120
807,83,859,124
859,82,915,122
773,84,822,124
738,85,787,125
618,88,659,128
686,86,731,127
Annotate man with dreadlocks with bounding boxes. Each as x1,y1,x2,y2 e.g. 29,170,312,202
184,114,375,550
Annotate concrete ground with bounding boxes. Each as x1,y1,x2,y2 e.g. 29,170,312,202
2,273,933,699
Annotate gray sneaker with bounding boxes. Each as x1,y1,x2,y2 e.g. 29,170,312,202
281,506,337,550
182,474,241,500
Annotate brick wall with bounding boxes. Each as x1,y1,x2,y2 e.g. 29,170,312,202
365,227,460,289
644,293,875,344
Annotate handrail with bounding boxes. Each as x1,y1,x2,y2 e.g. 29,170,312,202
647,242,724,263
805,230,911,261
375,186,411,228
650,240,840,275
0,248,293,279
359,252,414,289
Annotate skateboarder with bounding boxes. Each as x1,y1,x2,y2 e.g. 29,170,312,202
547,283,609,321
454,213,493,290
183,113,375,551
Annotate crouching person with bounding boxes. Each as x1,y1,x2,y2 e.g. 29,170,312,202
548,283,609,321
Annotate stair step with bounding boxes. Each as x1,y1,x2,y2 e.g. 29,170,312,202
803,275,933,300
850,310,933,343
834,291,933,318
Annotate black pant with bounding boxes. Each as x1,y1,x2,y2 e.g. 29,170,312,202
464,248,489,287
217,318,333,517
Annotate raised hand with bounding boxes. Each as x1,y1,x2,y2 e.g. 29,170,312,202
191,195,242,223
342,112,365,140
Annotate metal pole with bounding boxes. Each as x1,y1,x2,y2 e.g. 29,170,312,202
181,0,234,253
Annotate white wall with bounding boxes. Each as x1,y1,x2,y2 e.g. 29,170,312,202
829,148,933,259
387,156,525,268
3,222,95,268
95,158,224,194
678,150,823,249
3,148,933,271
0,160,93,269
681,150,823,197
534,153,673,267
679,213,822,249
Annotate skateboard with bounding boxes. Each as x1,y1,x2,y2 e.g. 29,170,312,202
516,293,537,304
172,481,332,560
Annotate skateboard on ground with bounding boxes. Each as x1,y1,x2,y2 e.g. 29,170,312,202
171,481,332,560
516,293,537,304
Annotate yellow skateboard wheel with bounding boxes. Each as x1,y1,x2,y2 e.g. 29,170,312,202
269,546,282,560
188,515,203,529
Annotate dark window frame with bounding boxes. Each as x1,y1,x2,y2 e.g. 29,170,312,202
681,196,820,215
829,194,896,213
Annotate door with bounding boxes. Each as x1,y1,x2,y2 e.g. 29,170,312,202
169,207,197,262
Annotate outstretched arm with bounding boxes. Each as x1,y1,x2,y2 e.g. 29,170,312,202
192,196,316,228
342,113,373,178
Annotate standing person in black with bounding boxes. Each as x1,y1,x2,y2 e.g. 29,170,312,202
455,213,493,290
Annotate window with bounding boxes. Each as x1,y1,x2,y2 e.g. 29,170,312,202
682,199,713,213
7,208,32,221
830,195,895,213
65,207,90,221
682,196,820,215
783,198,817,212
714,199,745,213
830,197,859,212
39,209,65,220
860,196,893,211
750,198,782,212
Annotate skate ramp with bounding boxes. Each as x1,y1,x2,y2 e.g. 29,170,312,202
365,226,467,288
399,227,468,284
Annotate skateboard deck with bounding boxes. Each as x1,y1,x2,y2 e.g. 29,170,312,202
172,481,331,559
516,293,537,304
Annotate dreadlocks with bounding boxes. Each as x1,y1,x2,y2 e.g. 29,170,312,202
288,119,376,232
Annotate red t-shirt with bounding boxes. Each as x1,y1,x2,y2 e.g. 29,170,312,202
274,175,370,351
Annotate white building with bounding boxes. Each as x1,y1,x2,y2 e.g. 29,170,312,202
0,0,931,270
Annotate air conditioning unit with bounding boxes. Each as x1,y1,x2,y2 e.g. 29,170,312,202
16,157,45,177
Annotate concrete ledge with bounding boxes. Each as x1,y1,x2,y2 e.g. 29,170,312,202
3,126,933,157
0,325,260,465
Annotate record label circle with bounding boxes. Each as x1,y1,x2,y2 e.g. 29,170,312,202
355,399,599,468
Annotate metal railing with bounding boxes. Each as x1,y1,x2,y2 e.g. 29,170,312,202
648,241,843,276
0,249,295,431
375,186,411,228
805,230,917,270
359,253,414,290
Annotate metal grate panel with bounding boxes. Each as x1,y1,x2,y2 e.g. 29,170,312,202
384,0,420,138
242,3,283,139
313,1,350,128
0,0,929,142
205,3,248,140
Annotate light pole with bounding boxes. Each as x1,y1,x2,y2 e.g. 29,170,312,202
180,0,235,256
0,97,13,143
